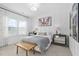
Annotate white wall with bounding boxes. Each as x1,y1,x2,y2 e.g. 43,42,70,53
33,16,54,33
33,3,72,35
27,18,34,32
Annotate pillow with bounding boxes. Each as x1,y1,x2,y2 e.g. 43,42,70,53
37,32,47,35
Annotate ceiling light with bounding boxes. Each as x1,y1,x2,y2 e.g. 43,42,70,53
28,3,40,11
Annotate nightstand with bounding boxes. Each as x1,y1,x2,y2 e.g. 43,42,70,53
52,34,68,47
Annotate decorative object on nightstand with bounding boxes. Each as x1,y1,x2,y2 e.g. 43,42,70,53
33,27,38,35
28,32,34,36
28,28,38,36
33,31,37,35
55,24,61,34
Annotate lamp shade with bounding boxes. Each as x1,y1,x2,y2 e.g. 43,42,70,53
55,24,61,34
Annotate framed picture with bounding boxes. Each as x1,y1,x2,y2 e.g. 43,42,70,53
39,16,52,26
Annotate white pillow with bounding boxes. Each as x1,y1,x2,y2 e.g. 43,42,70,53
37,32,47,36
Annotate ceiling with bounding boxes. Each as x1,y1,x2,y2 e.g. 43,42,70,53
0,3,72,18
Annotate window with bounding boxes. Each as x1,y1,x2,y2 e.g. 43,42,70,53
8,18,17,36
18,21,27,35
7,18,27,36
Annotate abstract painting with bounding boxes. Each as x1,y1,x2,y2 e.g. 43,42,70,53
39,16,52,26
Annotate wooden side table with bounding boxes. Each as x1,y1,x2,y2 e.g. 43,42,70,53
16,42,37,56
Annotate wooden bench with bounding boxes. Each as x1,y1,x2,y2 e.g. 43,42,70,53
16,42,37,56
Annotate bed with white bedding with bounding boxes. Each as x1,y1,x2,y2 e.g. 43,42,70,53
22,32,52,53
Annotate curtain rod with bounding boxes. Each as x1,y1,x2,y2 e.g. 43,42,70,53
0,7,30,18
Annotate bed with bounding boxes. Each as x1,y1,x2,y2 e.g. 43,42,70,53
21,32,53,53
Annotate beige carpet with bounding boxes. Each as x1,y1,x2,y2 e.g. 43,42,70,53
0,44,72,56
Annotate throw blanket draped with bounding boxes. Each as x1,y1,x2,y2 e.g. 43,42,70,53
22,35,50,52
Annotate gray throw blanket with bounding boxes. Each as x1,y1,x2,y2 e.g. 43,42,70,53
22,35,50,52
